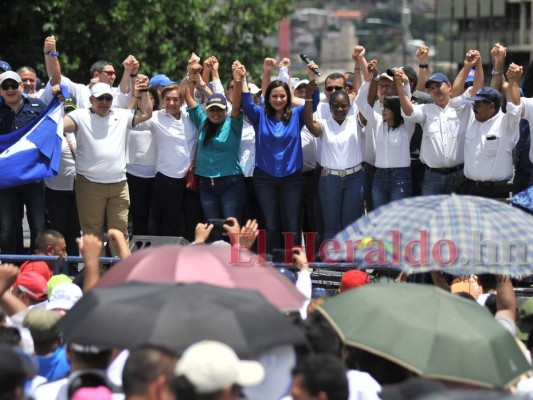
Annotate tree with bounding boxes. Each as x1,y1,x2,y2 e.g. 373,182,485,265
0,0,294,84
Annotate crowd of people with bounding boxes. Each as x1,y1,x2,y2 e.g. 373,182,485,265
2,34,533,399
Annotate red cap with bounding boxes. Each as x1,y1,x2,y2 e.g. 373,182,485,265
14,271,48,301
340,270,370,292
19,260,52,282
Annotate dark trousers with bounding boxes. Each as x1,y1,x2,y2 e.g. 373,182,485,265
253,168,303,257
301,168,323,252
0,181,46,254
127,173,156,236
45,187,80,256
152,172,203,242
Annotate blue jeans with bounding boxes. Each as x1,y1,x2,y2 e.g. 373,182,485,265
422,168,464,195
253,168,303,256
372,167,412,209
199,175,245,241
0,180,46,254
319,170,365,240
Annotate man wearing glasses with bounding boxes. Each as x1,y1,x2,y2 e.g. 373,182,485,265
0,71,47,254
63,81,152,254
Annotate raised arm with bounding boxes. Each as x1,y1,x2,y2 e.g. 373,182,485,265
210,56,221,82
133,74,153,125
120,55,139,94
43,36,61,86
506,62,523,107
303,80,321,137
451,50,481,98
202,56,213,86
366,59,379,107
416,45,430,92
277,57,291,83
78,234,103,293
395,69,414,116
231,60,245,118
352,45,368,96
489,43,507,93
185,64,202,108
262,57,276,96
495,275,516,322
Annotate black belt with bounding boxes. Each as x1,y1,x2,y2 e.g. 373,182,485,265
464,178,508,188
427,164,464,174
376,167,410,173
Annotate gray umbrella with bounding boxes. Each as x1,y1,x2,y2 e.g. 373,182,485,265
58,281,306,358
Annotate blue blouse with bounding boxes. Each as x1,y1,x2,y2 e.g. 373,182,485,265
242,90,319,177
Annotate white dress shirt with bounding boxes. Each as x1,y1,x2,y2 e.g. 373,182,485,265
449,91,520,181
134,110,197,179
403,93,470,168
356,81,416,168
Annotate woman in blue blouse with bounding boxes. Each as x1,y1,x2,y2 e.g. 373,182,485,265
184,62,245,231
239,61,320,257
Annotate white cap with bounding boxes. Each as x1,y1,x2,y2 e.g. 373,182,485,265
294,79,310,90
46,282,83,311
175,341,265,394
0,71,22,85
376,72,393,82
91,82,113,98
248,83,261,95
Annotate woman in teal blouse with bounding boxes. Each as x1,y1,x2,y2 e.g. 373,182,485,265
184,63,245,230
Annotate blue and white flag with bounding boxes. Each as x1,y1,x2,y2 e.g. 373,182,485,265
0,97,64,189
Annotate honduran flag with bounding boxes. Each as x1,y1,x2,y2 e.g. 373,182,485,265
0,96,64,189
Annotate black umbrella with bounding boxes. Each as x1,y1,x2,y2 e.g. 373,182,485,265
57,281,305,358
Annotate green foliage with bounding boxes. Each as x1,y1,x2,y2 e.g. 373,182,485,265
0,0,294,84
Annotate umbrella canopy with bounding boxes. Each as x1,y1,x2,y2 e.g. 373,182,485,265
316,283,531,389
333,194,533,275
95,245,305,311
58,281,306,358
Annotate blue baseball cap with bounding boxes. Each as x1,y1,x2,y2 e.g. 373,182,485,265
149,74,176,87
425,72,450,88
0,60,11,72
205,93,227,110
466,87,502,104
277,268,297,284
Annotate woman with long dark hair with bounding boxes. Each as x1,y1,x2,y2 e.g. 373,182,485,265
356,68,415,208
239,61,320,257
184,62,245,236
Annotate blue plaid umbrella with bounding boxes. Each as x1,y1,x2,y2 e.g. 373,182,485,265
510,186,533,215
333,194,533,275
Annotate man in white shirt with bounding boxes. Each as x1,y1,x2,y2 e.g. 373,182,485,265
399,50,482,195
449,63,522,198
63,81,152,253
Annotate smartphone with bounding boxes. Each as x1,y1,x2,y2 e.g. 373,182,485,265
207,219,234,229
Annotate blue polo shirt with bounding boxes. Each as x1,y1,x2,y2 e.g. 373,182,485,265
187,104,244,178
242,90,319,177
0,95,46,134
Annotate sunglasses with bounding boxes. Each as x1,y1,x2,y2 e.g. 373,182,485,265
208,106,225,112
100,70,116,76
96,96,113,102
1,81,20,91
325,86,343,92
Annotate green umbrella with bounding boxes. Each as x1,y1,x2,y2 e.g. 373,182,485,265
316,283,531,389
